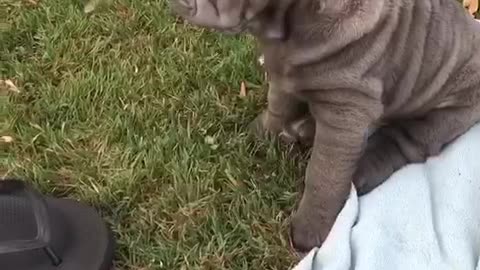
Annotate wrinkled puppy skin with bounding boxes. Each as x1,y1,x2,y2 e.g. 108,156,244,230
172,0,480,253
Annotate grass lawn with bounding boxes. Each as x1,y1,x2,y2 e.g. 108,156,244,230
1,0,307,269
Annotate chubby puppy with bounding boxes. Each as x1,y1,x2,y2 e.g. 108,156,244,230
171,0,480,252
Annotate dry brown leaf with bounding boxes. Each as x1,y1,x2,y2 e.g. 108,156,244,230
25,0,39,6
84,0,114,14
5,80,19,93
464,0,479,16
116,3,136,21
240,81,247,97
84,0,102,13
0,79,20,94
0,136,14,143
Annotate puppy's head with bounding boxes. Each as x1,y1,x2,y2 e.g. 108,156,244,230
171,0,293,39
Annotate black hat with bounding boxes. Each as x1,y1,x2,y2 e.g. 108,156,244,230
0,179,115,270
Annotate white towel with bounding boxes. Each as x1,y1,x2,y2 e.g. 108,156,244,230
292,123,480,270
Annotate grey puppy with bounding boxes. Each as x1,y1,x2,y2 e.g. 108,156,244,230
171,0,480,252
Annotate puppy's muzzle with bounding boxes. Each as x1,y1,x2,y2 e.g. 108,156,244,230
171,0,248,33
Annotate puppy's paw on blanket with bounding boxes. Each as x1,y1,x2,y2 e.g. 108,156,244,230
290,215,328,253
289,208,336,253
292,124,480,270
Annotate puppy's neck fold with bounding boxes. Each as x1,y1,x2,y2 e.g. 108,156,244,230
249,0,296,41
250,0,366,41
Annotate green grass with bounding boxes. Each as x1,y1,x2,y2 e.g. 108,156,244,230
1,0,306,269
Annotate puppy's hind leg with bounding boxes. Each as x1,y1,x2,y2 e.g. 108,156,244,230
354,105,480,195
353,127,410,195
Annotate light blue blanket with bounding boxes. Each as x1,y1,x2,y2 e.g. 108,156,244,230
293,123,480,270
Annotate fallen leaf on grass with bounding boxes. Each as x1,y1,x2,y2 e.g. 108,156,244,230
84,0,114,14
0,136,14,143
240,81,247,97
84,0,96,13
24,0,40,7
0,79,20,94
84,0,103,13
116,3,136,21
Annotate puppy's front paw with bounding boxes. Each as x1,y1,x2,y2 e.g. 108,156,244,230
248,112,315,146
281,117,315,147
289,209,334,253
248,111,284,141
248,111,272,140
